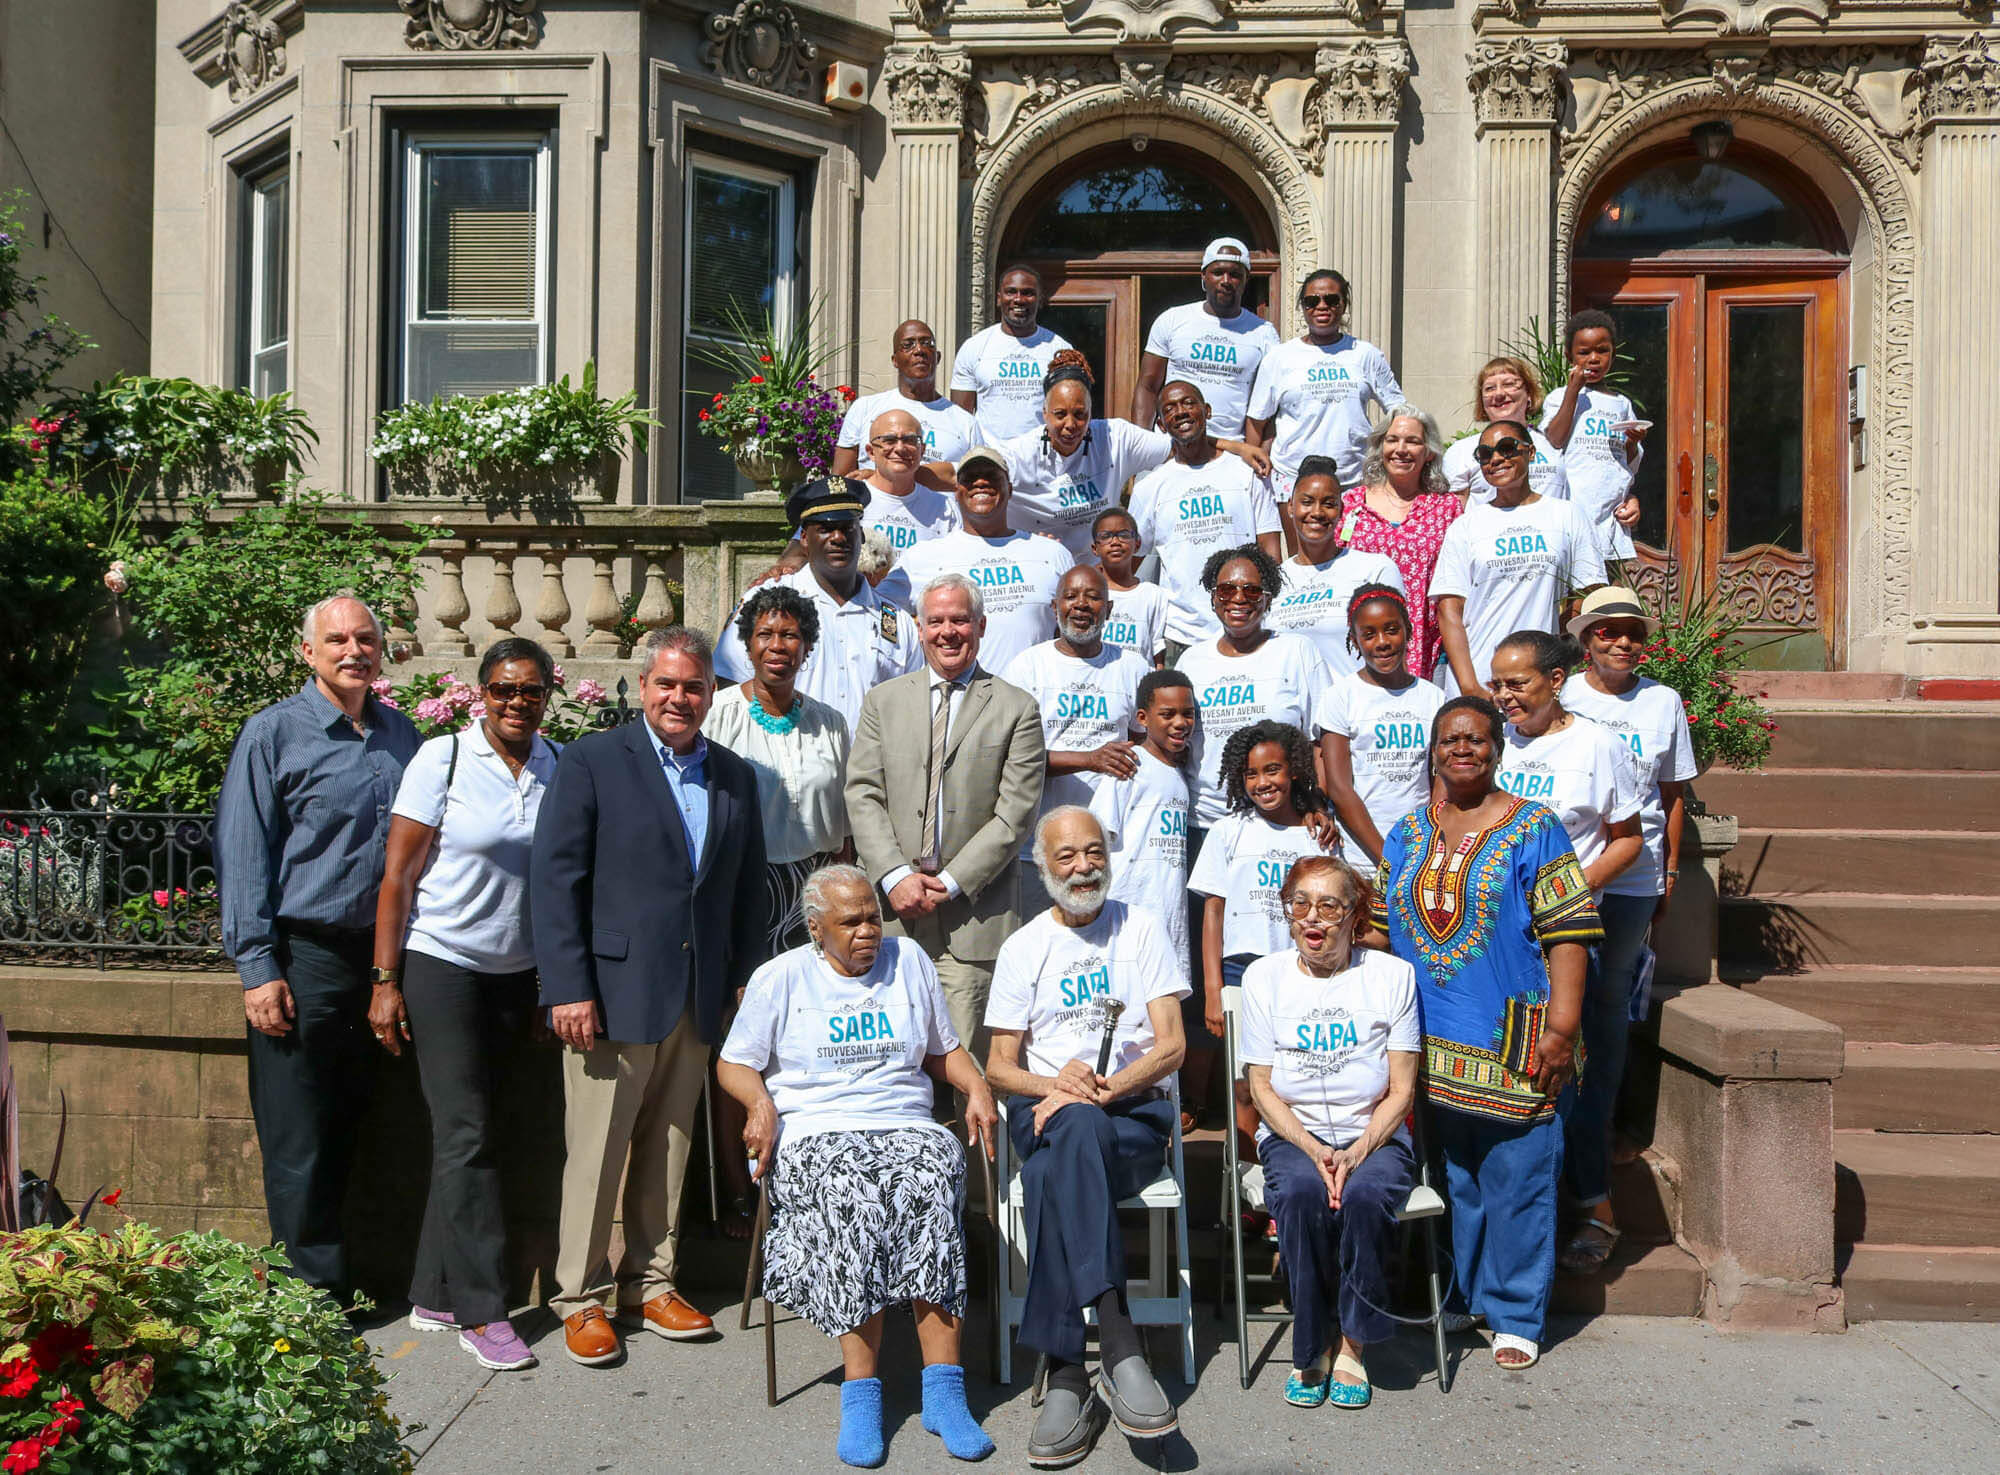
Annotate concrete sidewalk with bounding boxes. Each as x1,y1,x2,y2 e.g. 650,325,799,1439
368,1303,2000,1473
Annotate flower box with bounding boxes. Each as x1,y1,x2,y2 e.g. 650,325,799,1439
383,447,621,515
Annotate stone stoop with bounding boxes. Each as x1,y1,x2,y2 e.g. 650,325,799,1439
1713,703,2000,1322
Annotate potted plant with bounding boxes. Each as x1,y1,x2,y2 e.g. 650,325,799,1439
1632,588,1778,775
693,302,853,498
36,375,316,503
369,361,655,515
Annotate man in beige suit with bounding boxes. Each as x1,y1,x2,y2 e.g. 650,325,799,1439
846,571,1047,1057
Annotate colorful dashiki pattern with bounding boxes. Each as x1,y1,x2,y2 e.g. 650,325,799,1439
1372,796,1602,1124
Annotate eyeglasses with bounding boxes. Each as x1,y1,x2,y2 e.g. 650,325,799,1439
1473,437,1530,464
1093,528,1139,544
1285,897,1353,922
896,337,937,352
871,433,924,448
1300,293,1345,309
486,682,549,704
1212,581,1266,600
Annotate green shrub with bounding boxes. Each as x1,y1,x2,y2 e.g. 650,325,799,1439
0,473,110,802
0,190,93,479
369,360,652,484
41,375,317,476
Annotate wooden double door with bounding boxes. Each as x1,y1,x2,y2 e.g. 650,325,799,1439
1575,263,1847,668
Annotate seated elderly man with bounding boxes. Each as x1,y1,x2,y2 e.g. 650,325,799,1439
1240,855,1419,1409
985,806,1189,1468
719,865,999,1470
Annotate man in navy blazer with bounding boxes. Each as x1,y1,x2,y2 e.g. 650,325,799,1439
532,625,766,1366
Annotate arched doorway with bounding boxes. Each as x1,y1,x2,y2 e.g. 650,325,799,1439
1002,143,1280,417
1572,136,1848,668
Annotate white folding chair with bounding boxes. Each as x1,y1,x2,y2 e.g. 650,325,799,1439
992,1079,1196,1387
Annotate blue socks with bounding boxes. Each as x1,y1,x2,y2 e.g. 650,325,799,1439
921,1362,995,1461
837,1378,885,1468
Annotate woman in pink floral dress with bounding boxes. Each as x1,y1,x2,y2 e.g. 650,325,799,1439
1338,405,1463,679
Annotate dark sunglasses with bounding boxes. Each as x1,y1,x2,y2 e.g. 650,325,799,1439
1212,580,1266,600
486,681,550,704
1473,437,1530,464
1300,293,1345,308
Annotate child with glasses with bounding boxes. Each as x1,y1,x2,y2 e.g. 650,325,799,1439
1089,507,1168,666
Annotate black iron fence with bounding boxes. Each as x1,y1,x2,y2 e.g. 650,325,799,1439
0,786,220,967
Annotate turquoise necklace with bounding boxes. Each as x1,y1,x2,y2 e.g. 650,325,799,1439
748,690,801,735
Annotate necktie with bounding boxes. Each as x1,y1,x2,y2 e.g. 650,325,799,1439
919,680,951,869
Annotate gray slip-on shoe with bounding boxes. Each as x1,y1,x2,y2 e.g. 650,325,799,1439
1096,1354,1178,1440
1027,1385,1109,1469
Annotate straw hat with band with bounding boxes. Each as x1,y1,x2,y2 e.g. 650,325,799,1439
1565,585,1657,643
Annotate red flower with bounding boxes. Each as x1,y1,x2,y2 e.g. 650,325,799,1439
698,410,710,421
0,1359,36,1398
27,1325,92,1372
837,385,857,401
100,1188,121,1207
759,355,773,364
748,375,765,385
3,1437,44,1474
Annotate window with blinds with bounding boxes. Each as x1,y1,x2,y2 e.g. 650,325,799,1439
401,136,549,404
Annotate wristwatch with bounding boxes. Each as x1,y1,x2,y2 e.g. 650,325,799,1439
371,966,401,986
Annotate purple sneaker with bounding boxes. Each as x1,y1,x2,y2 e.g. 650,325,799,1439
459,1321,537,1371
409,1305,457,1332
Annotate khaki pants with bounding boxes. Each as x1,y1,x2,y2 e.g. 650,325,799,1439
552,1013,708,1318
932,949,996,1072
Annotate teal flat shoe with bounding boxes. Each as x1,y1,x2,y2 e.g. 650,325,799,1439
1284,1351,1331,1408
1327,1352,1371,1409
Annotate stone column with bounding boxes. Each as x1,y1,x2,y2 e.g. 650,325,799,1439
1315,40,1411,349
884,44,972,345
1467,37,1567,356
1916,35,2000,637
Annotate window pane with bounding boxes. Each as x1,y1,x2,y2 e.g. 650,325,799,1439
1604,301,1670,552
420,150,537,320
681,355,752,501
407,322,540,403
1725,303,1806,554
688,168,781,339
1020,163,1256,256
252,343,287,398
1578,158,1826,257
255,174,289,349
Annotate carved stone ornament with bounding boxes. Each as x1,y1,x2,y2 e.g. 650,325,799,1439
702,1,819,100
399,0,539,51
1467,37,1568,128
1921,32,2000,123
1025,0,1233,45
1314,38,1412,128
886,44,973,127
1484,0,1536,21
904,0,953,29
1658,1,1830,36
219,2,285,101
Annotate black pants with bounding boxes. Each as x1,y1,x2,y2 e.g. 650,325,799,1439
246,924,377,1295
402,949,539,1326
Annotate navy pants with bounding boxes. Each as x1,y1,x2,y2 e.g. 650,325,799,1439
1434,1106,1563,1343
1009,1092,1174,1365
245,925,378,1294
1566,892,1654,1207
1260,1131,1415,1364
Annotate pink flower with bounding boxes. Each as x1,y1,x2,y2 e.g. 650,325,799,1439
445,682,476,710
152,890,169,908
552,664,567,688
370,677,393,699
414,696,455,726
102,561,128,595
468,701,487,720
574,678,607,705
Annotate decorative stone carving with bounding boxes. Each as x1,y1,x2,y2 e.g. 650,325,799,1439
1718,547,1819,627
1115,48,1172,101
399,0,539,51
1659,1,1830,36
1025,0,1232,44
904,0,953,30
1921,32,2000,123
1314,38,1412,129
886,44,974,127
219,3,285,102
1484,0,1536,21
1467,37,1568,128
703,1,819,101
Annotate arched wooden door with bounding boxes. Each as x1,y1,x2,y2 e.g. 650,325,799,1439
1571,140,1849,669
1001,143,1280,418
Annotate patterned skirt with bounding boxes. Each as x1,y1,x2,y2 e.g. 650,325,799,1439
762,852,838,956
762,1126,968,1337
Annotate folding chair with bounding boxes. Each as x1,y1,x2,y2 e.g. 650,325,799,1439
992,1081,1196,1388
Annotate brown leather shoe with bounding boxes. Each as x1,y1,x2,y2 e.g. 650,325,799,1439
615,1291,715,1341
562,1306,621,1366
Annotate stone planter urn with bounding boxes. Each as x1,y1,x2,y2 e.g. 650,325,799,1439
732,444,805,501
94,452,286,507
1654,804,1741,989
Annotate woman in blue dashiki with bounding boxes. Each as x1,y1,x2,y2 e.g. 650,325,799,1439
1367,695,1601,1370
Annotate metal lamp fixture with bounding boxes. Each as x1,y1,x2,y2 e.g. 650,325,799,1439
1692,118,1734,162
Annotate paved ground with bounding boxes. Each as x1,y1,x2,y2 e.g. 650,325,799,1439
365,1303,2000,1473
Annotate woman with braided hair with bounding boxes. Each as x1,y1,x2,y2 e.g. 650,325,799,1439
996,350,1270,564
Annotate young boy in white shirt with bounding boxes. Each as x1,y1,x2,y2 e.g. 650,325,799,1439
1541,308,1646,571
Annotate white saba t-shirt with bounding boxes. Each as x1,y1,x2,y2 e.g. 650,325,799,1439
1105,582,1168,662
1001,639,1153,842
1090,747,1194,965
883,529,1075,678
1127,453,1281,647
1245,335,1404,491
863,482,959,554
949,323,1072,442
1561,675,1697,898
998,421,1173,563
837,389,979,471
1428,497,1607,697
719,936,957,1144
1442,427,1571,506
1498,714,1645,890
1176,632,1331,824
1143,301,1283,438
1238,948,1422,1148
1187,810,1325,960
1540,388,1643,562
1269,550,1405,677
1311,672,1447,868
984,900,1190,1080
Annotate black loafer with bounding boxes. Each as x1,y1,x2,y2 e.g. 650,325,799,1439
1027,1385,1110,1469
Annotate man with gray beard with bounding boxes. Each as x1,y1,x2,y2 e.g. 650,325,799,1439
1000,566,1153,919
983,807,1191,1467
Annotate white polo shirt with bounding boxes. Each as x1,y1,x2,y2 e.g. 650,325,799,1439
713,564,922,735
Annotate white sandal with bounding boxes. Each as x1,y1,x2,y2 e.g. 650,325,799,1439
1492,1333,1539,1369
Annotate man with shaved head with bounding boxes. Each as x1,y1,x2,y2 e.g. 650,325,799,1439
857,406,961,554
831,318,979,475
218,592,422,1298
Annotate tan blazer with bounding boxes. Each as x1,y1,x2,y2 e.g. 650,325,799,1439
845,666,1046,963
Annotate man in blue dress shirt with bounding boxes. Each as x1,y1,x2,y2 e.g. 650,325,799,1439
218,593,421,1296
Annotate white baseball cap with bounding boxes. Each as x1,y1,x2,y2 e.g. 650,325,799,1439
1202,236,1251,270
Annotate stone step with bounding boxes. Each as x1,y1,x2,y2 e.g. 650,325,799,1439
1834,1131,2000,1248
1762,708,2000,772
1836,1044,2000,1132
1839,1244,2000,1322
1550,1239,1704,1319
1721,894,1995,971
1696,768,2000,832
1723,829,2000,897
1734,967,2000,1045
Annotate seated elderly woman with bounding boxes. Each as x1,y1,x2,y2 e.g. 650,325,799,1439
984,805,1189,1469
718,864,998,1469
1240,855,1419,1409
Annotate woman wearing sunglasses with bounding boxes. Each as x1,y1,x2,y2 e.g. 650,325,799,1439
1331,405,1463,680
1440,356,1571,506
1429,420,1606,698
369,638,564,1372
